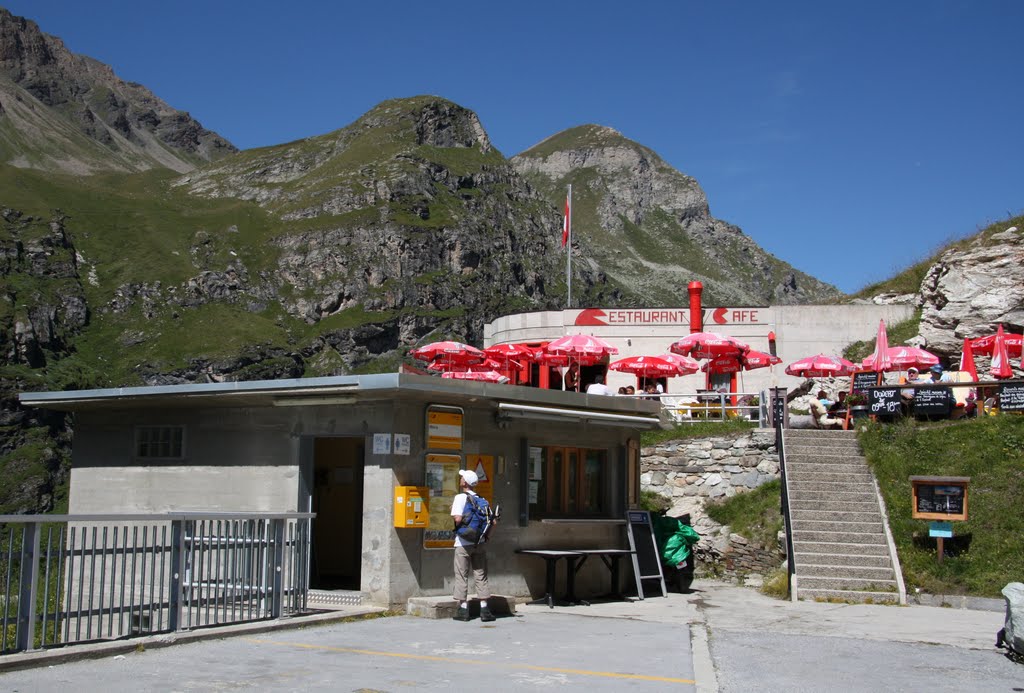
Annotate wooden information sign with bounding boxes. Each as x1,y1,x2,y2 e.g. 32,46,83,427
625,510,666,600
910,476,970,522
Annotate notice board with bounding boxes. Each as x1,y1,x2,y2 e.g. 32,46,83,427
913,387,952,416
999,382,1024,412
625,510,666,599
868,387,901,416
423,454,461,549
852,370,880,394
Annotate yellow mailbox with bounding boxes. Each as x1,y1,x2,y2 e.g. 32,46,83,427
394,486,430,528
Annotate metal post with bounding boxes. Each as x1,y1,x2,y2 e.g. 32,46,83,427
270,519,285,619
16,522,40,652
169,520,184,631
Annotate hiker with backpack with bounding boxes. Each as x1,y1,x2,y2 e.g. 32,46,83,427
451,469,498,622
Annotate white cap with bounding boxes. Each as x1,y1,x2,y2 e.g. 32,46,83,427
459,469,479,487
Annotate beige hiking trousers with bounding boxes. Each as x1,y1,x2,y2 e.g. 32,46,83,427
453,544,490,602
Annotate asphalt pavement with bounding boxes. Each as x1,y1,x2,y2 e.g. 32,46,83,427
0,580,1020,692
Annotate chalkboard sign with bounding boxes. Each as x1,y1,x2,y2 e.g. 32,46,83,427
913,387,952,416
853,371,879,393
625,510,666,599
868,387,901,416
999,382,1024,412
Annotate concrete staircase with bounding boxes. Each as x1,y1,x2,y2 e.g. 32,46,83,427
782,429,906,604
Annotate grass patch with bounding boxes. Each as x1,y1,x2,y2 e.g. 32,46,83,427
760,567,790,600
703,479,783,549
642,420,757,446
858,416,1024,598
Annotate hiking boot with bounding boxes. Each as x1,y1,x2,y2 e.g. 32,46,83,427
452,606,470,621
479,607,496,622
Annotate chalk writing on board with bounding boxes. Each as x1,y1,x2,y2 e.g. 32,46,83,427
853,371,879,393
914,387,952,415
869,388,901,414
999,383,1024,412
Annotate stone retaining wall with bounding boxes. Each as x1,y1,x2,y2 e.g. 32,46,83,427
641,429,786,580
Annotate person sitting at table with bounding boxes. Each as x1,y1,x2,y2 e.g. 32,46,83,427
624,385,636,396
928,363,954,383
585,374,612,396
809,391,844,429
900,367,921,413
828,391,848,416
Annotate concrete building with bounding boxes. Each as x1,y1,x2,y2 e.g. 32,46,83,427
20,374,664,608
485,300,914,394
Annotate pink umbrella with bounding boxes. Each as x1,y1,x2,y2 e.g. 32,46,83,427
865,320,892,372
971,330,1023,358
441,370,509,383
410,341,485,366
655,353,701,376
861,346,939,372
785,354,857,378
545,334,619,357
608,356,680,379
669,332,749,360
989,324,1013,379
958,338,979,382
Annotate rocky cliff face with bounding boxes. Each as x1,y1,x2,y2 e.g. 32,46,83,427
916,222,1023,376
0,8,236,173
512,125,841,306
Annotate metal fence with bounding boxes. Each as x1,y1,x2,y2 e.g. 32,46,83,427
651,390,768,424
0,512,313,654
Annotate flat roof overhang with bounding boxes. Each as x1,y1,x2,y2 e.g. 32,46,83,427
19,373,668,430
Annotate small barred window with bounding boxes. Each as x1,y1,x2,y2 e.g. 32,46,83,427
135,426,184,459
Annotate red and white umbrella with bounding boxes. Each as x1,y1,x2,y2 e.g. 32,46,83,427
441,370,509,383
971,329,1023,358
669,332,749,360
785,354,858,378
865,320,892,373
545,334,619,357
655,353,701,376
862,346,939,372
427,357,503,373
410,341,485,366
608,356,680,379
702,350,781,374
958,338,979,382
989,324,1014,379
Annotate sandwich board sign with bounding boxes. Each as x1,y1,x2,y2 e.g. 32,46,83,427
625,510,667,599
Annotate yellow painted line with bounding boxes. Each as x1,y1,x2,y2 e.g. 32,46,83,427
244,637,694,684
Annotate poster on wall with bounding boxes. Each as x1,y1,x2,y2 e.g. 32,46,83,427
424,454,461,549
465,454,495,506
426,405,464,450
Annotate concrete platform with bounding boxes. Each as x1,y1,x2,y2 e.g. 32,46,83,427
406,594,517,619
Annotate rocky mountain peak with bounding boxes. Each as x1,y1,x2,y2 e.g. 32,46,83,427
0,7,236,174
512,126,839,306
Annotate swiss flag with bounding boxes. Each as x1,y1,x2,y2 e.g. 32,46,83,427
561,196,570,247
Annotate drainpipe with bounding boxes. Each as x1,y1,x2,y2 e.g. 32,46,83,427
688,281,703,334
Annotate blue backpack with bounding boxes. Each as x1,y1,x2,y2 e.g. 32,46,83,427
457,493,497,545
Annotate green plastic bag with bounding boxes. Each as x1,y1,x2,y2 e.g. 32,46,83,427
652,514,701,568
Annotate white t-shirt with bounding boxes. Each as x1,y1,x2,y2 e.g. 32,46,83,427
586,382,612,396
450,491,478,548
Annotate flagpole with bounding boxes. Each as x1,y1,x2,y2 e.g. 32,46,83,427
566,184,572,309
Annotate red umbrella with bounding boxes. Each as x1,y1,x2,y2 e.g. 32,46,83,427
608,356,680,379
861,346,939,372
702,350,781,374
785,354,857,378
865,320,892,372
958,338,979,382
427,357,503,373
971,330,1023,358
669,332,749,360
410,341,485,365
655,353,701,375
989,324,1013,379
441,370,509,383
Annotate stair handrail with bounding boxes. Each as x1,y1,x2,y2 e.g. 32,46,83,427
774,389,797,601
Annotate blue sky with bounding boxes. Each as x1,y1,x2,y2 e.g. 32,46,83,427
5,1,1022,294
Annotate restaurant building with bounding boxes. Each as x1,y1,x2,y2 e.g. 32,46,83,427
20,374,663,608
485,289,914,394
